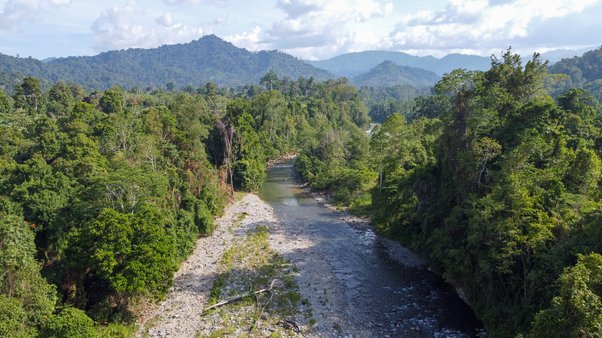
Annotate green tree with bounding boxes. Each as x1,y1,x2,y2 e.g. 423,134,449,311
81,206,176,301
231,112,266,191
99,86,124,114
42,307,96,338
260,70,279,90
0,88,13,120
412,95,451,120
0,295,35,338
531,253,602,337
13,77,45,115
0,214,57,327
46,82,75,118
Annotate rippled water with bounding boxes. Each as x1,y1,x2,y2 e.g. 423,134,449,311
260,160,484,337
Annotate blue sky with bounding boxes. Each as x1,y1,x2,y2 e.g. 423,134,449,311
0,0,600,60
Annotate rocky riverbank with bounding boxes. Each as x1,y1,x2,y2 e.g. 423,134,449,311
137,183,482,337
137,194,284,337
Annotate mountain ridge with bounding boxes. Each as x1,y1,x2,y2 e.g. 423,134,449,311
306,50,492,77
0,34,335,90
352,60,440,88
1,35,597,91
307,47,595,77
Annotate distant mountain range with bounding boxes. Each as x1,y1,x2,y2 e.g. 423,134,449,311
307,51,492,77
548,46,602,101
0,35,333,90
352,61,440,88
0,34,597,91
539,47,599,64
306,48,595,78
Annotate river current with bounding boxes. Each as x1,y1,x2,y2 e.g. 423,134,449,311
259,160,484,337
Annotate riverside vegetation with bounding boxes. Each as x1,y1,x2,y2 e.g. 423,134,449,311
0,50,600,337
0,74,369,336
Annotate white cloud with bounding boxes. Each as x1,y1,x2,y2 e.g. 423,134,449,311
0,0,71,33
49,0,70,5
390,0,599,55
225,25,267,51
2,0,600,61
164,0,200,4
226,0,394,59
156,12,174,27
91,2,205,51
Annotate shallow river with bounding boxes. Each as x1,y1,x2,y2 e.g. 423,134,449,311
259,160,484,337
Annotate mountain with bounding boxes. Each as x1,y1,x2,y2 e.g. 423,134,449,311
307,50,491,77
352,60,440,88
0,35,334,90
539,47,599,64
548,46,602,101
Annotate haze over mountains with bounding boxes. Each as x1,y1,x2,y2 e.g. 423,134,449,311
0,34,596,91
308,51,491,77
308,48,596,78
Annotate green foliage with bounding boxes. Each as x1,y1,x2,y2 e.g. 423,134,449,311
0,47,597,337
233,158,265,192
230,111,266,191
42,307,96,338
0,214,57,327
0,72,376,331
352,60,440,88
411,95,451,120
82,206,176,299
531,253,602,338
0,88,13,119
359,84,431,122
99,87,124,114
47,82,75,118
0,78,232,327
296,114,375,208
0,295,36,338
369,50,602,336
549,47,602,101
13,77,45,115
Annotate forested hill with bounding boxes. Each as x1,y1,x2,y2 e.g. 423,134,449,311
0,74,372,336
0,35,334,90
549,46,602,101
306,50,491,77
352,60,440,88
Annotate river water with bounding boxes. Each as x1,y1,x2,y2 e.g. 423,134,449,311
259,160,484,337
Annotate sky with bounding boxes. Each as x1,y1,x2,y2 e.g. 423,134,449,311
0,0,600,60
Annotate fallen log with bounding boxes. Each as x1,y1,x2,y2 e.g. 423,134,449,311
202,279,280,313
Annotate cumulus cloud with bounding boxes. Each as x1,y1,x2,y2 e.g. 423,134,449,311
226,26,268,51
0,0,71,33
226,0,393,59
156,12,174,27
91,2,205,51
163,0,201,4
390,0,599,55
49,0,70,5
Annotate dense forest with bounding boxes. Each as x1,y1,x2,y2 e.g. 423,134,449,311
298,51,602,336
0,49,601,337
0,74,370,336
369,52,601,337
549,46,602,101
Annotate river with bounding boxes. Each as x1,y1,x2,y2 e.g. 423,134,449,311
260,160,484,337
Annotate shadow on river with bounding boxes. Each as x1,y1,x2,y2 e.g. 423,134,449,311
259,160,484,337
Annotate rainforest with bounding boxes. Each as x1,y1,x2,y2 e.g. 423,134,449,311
0,42,601,337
